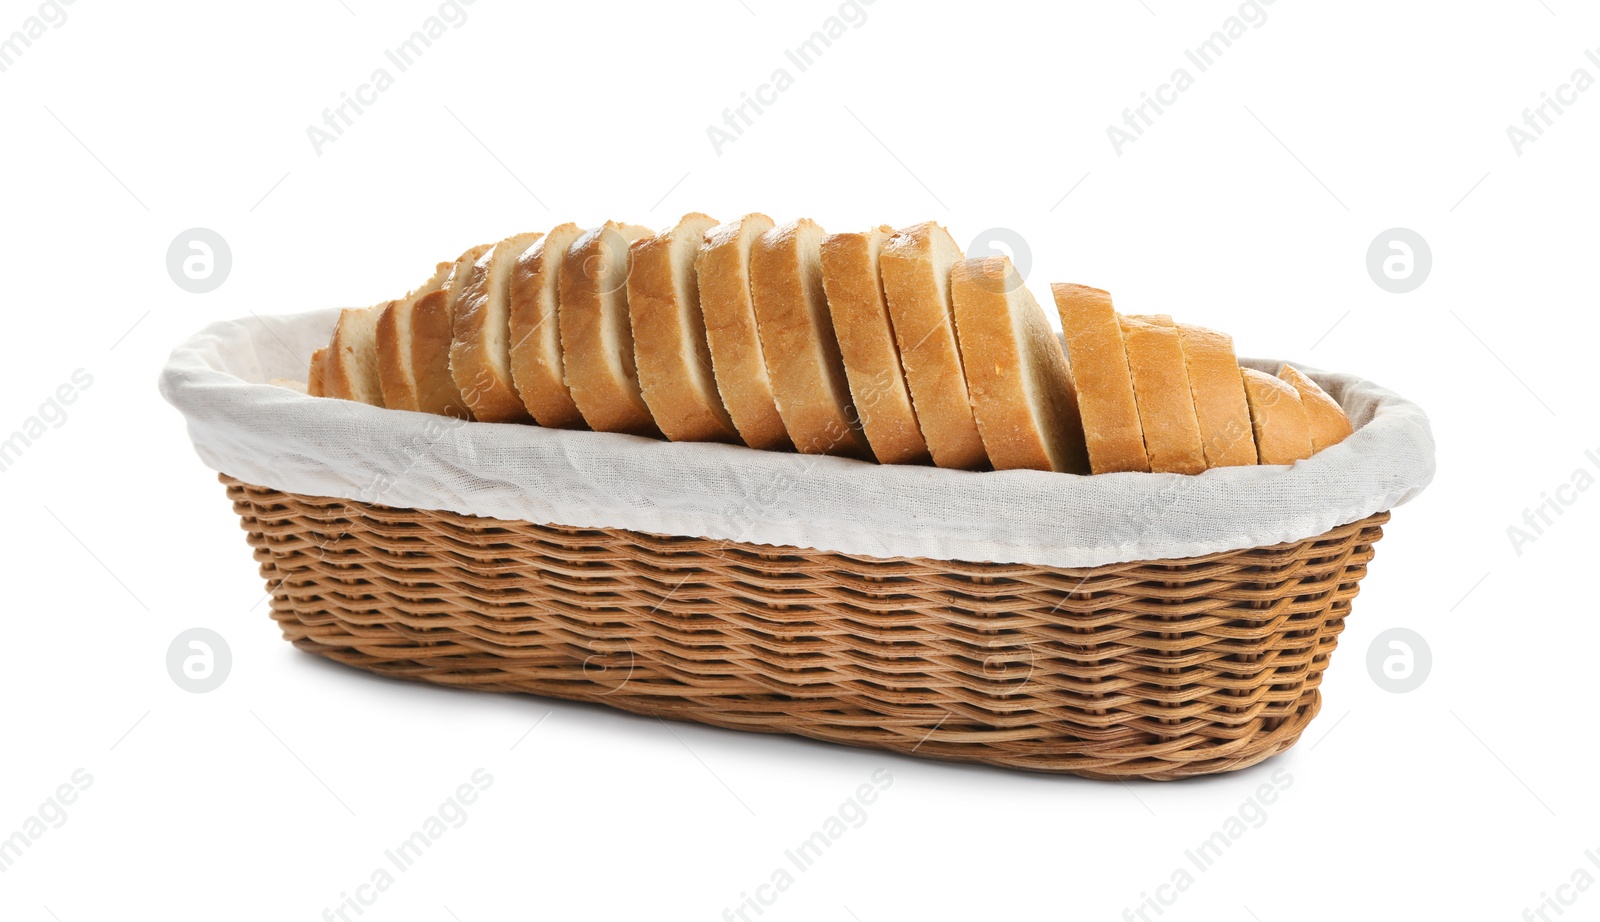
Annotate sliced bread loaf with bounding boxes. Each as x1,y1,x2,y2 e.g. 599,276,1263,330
1119,313,1206,474
1178,324,1258,468
627,213,742,444
879,222,987,470
1278,363,1353,451
559,221,660,436
950,258,1089,473
1241,367,1313,464
749,218,873,459
1051,283,1148,474
452,232,542,423
696,213,792,451
508,223,587,429
819,226,929,466
377,260,453,412
325,305,386,406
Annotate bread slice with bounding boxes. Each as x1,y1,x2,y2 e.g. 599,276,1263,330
1119,313,1206,474
377,260,453,412
879,222,987,470
451,232,542,423
627,213,742,444
559,221,660,436
325,305,386,406
408,244,490,418
1051,283,1148,474
1178,324,1258,468
950,258,1089,473
819,227,930,465
508,223,588,429
307,346,330,398
1241,368,1313,464
696,213,792,451
1278,363,1353,452
749,218,874,460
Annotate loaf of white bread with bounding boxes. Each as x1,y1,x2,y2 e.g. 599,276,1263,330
306,216,1353,475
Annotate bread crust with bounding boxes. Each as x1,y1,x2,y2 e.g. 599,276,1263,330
951,258,1088,473
1051,283,1149,474
1278,364,1353,452
508,223,587,429
307,346,329,398
749,218,873,459
1119,314,1206,474
820,227,929,465
326,306,386,406
375,303,414,409
377,260,453,412
558,221,660,436
1241,367,1313,464
1178,324,1258,468
407,293,468,418
696,214,792,451
402,244,489,418
628,213,742,444
452,232,541,423
879,222,987,470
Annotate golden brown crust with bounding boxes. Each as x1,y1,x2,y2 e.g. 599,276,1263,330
326,306,386,406
1051,283,1148,474
696,214,792,451
452,232,541,423
1278,364,1353,453
951,258,1088,473
323,312,356,401
411,289,472,419
508,224,587,429
1178,324,1258,468
399,245,489,418
1119,314,1206,474
1241,368,1313,464
627,213,741,444
819,227,929,466
377,260,453,412
748,218,873,460
375,302,415,410
558,221,660,436
879,222,987,470
307,346,329,398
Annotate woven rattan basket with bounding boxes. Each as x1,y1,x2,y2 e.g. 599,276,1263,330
226,473,1388,781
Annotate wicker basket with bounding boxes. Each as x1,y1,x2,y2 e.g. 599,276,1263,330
226,473,1388,781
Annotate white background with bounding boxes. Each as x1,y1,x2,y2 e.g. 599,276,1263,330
2,0,1596,919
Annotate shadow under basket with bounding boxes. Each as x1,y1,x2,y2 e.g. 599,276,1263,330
225,474,1388,782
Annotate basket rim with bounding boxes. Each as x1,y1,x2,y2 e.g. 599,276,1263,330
164,307,1434,569
221,471,1391,570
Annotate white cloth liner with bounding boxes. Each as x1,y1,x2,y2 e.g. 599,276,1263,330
159,308,1435,568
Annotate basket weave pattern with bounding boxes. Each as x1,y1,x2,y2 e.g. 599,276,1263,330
225,475,1387,781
